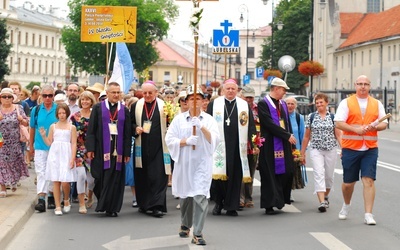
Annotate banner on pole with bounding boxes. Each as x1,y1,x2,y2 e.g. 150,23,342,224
81,6,137,43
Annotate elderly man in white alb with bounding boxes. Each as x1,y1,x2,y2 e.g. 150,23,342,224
334,75,388,225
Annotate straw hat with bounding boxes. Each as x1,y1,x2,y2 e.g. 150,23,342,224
87,82,104,94
0,88,17,102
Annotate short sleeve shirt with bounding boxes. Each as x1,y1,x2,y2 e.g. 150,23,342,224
306,111,337,151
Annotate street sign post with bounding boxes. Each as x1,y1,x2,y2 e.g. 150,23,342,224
256,67,264,79
243,74,250,85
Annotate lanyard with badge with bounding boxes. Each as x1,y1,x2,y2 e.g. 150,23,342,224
276,103,286,129
143,101,156,133
109,108,118,135
109,107,119,156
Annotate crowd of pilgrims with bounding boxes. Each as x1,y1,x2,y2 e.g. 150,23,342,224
0,79,310,218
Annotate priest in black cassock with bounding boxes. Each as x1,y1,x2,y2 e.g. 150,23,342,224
86,82,131,217
206,78,256,216
258,78,296,215
131,80,170,218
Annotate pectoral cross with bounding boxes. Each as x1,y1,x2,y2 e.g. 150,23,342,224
226,118,230,126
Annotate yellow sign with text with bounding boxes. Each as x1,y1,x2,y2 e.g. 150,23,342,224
81,6,137,43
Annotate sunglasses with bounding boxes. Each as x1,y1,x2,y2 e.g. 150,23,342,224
1,95,13,99
42,94,54,98
165,91,175,95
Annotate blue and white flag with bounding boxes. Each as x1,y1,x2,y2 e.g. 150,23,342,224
109,43,134,94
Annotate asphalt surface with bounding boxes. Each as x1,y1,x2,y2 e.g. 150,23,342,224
1,121,400,249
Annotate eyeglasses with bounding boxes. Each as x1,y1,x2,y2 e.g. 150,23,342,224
356,82,370,87
1,95,13,99
42,94,54,98
108,91,121,95
165,91,175,95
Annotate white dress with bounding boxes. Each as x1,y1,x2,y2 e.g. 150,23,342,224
46,124,77,182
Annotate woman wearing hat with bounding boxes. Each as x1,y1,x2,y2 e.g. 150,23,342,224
87,83,105,102
0,88,30,197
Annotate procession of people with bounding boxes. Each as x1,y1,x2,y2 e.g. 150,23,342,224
0,75,388,246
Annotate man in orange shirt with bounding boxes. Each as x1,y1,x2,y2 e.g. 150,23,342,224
334,75,388,225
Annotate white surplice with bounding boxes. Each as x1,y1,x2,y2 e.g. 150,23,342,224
165,111,220,199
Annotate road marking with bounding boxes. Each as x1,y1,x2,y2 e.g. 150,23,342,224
103,235,192,250
310,232,352,250
281,204,301,213
379,137,400,143
378,161,400,172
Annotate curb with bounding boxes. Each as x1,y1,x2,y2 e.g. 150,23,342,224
0,170,37,249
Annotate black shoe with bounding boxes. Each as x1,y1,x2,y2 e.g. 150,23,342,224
212,204,222,215
152,209,163,218
47,196,55,209
318,202,327,212
35,199,46,212
179,225,190,238
138,207,146,214
265,207,275,215
226,210,238,216
106,211,118,217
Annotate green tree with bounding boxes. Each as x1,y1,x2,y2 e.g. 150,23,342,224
258,0,311,91
0,19,12,82
62,0,179,75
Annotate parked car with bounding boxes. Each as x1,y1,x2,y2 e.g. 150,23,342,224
287,95,311,115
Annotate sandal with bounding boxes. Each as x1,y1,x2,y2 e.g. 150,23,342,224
12,184,17,192
79,206,87,214
179,225,190,238
191,234,206,245
0,191,6,198
86,198,94,209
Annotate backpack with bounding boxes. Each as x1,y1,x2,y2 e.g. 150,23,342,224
32,104,42,127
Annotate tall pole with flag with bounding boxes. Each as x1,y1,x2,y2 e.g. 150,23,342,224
109,42,134,94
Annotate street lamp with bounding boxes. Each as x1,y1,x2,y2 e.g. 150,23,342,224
239,4,249,78
262,0,283,69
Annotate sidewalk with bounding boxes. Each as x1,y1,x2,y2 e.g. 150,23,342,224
1,120,400,249
0,169,37,250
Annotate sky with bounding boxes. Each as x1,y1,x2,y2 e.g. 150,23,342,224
10,0,275,43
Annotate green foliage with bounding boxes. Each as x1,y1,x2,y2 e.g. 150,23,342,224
25,82,41,90
62,0,178,75
0,19,12,82
258,0,311,91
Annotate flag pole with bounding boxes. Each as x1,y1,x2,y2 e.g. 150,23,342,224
192,0,200,150
105,42,109,87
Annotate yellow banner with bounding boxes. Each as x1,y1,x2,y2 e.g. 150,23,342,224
81,6,137,43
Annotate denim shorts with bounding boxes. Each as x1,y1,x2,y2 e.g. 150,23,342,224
341,148,378,183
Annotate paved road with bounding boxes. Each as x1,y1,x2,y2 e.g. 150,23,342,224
3,128,400,250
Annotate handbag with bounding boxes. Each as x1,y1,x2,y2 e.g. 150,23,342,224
16,106,29,142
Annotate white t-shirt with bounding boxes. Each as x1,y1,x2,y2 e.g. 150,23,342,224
334,96,387,150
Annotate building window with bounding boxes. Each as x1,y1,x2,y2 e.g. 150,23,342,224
348,54,350,68
25,32,28,45
367,0,380,13
10,57,13,72
354,52,357,67
10,30,13,43
335,56,338,71
247,47,255,59
39,60,41,74
388,46,391,62
25,58,28,73
361,51,364,66
18,31,21,45
58,62,61,76
45,36,48,48
341,56,343,69
52,37,55,49
45,61,48,75
32,34,35,46
369,50,372,65
164,71,171,81
39,35,42,47
32,59,35,74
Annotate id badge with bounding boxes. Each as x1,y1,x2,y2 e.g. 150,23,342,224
279,118,286,129
108,123,118,135
143,120,152,134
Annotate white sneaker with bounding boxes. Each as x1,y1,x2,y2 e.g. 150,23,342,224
364,213,376,225
338,203,350,220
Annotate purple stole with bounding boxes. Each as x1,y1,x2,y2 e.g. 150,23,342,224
101,101,125,171
264,97,289,174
